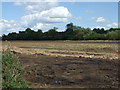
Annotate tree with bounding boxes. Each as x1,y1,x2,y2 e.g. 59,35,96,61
7,32,18,40
65,23,75,40
2,23,120,41
66,23,74,30
106,30,119,40
42,27,58,40
37,29,43,40
93,28,107,34
24,28,36,40
72,26,92,40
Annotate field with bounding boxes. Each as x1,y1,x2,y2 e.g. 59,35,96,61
2,40,119,88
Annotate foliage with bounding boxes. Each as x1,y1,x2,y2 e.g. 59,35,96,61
93,28,107,34
106,30,120,40
2,23,120,40
2,49,28,88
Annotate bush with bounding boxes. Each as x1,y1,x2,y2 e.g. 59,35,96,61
106,30,120,40
84,32,106,40
2,49,28,88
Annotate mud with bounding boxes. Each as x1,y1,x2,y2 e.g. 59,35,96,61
16,53,119,88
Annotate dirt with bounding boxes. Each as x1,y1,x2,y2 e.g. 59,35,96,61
2,41,119,88
16,53,119,88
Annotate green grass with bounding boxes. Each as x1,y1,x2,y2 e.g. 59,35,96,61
2,49,28,88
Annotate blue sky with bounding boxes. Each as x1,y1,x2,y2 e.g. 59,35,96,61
0,1,119,35
60,2,118,28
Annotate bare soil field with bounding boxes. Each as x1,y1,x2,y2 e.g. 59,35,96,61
2,41,120,88
17,53,119,88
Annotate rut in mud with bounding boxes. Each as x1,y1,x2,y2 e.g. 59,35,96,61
16,53,119,88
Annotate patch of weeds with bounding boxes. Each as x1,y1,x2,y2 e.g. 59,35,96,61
2,49,29,88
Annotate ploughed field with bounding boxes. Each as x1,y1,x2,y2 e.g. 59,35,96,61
2,41,119,88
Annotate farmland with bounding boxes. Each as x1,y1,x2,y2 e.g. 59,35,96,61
2,40,119,88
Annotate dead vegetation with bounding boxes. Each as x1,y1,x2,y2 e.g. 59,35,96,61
2,41,119,60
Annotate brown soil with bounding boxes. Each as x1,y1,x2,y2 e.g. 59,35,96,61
16,53,119,88
2,41,119,88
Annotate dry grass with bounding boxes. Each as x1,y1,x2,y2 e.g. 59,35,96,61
2,41,119,60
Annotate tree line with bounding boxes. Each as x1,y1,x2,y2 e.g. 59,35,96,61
2,23,120,40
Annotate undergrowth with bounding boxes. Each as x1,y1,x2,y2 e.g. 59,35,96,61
2,49,28,88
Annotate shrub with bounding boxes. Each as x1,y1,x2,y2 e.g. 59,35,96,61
2,49,28,88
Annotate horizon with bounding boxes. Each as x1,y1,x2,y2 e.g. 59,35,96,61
2,23,119,36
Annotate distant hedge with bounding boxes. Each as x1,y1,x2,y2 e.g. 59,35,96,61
2,23,120,40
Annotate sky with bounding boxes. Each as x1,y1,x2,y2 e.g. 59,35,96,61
0,0,119,35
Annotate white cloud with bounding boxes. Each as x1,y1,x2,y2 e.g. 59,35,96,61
0,19,25,35
21,6,71,26
15,1,71,28
25,3,58,14
1,1,72,35
107,22,118,28
0,19,16,31
41,7,71,18
32,23,53,31
96,17,106,23
0,19,53,35
91,22,118,30
14,0,58,14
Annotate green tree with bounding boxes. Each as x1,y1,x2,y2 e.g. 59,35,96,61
37,29,43,40
106,30,119,40
43,27,58,40
25,28,36,40
93,28,107,34
7,32,18,40
72,26,92,40
65,23,74,40
84,32,106,40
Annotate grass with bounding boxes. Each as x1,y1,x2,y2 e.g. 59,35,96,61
20,42,118,54
2,49,28,88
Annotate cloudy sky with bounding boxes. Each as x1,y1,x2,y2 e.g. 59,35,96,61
0,0,119,35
